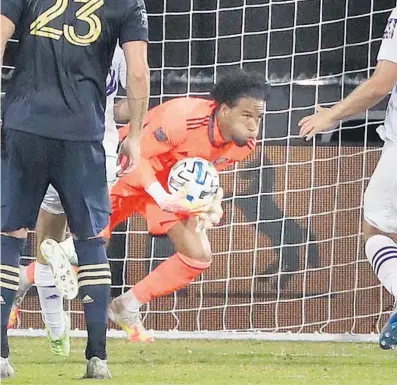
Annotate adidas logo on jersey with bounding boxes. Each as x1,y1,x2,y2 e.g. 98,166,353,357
0,296,5,305
81,295,94,304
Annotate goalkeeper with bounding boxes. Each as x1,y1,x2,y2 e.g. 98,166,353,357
106,69,268,342
299,6,397,350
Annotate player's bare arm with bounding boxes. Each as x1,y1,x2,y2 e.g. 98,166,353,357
0,16,15,68
299,59,397,141
118,41,150,176
123,41,150,135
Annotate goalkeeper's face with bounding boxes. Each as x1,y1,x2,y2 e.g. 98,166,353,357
220,97,264,147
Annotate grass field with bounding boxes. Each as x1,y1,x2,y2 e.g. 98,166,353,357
3,337,396,385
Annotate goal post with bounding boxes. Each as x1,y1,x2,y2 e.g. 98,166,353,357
4,0,396,342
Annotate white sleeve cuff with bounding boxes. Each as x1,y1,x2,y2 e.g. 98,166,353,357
145,181,170,205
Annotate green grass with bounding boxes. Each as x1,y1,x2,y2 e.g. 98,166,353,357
4,337,396,385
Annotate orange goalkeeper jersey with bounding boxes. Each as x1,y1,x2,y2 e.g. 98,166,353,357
115,97,256,193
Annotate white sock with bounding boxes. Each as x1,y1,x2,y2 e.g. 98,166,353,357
366,234,397,299
35,262,65,339
59,236,78,266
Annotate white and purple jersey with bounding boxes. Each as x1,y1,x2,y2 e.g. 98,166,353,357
104,45,127,150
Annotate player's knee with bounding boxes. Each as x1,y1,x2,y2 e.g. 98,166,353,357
363,218,397,243
1,228,28,239
185,248,212,264
172,233,213,262
363,220,380,243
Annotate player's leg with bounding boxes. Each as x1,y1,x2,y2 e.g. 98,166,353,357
102,190,154,342
363,140,397,349
34,197,73,356
8,242,77,330
1,128,50,378
7,200,76,332
109,215,212,342
39,190,79,301
51,139,111,379
137,217,212,301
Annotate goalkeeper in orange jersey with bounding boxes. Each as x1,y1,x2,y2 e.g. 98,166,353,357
106,69,268,342
9,69,268,343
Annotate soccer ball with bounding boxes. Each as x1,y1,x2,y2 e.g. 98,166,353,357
168,157,220,203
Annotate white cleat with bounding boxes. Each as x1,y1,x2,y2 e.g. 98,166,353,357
40,239,79,300
0,357,15,379
84,357,112,379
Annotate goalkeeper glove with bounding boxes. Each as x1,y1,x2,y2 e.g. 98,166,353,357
195,187,224,233
145,181,212,215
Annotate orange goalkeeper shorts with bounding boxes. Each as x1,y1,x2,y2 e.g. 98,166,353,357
102,180,183,239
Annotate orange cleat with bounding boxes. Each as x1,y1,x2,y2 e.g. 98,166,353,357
7,306,21,329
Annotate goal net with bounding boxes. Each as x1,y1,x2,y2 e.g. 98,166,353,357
4,0,396,341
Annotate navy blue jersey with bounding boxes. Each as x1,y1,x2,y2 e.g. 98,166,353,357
1,0,148,141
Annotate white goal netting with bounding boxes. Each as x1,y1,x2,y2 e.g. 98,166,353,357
4,0,396,341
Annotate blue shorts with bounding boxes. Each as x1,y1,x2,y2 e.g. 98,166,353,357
1,128,110,238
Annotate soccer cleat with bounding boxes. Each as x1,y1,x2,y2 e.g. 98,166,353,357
7,306,21,329
84,357,112,379
0,357,15,379
108,295,155,344
45,311,71,356
40,239,79,300
379,302,397,350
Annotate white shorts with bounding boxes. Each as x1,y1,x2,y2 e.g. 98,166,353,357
41,140,119,215
364,139,397,233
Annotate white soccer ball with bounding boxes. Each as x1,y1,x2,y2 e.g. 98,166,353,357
168,157,220,203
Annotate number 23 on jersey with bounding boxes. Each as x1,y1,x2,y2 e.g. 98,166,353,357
30,0,104,46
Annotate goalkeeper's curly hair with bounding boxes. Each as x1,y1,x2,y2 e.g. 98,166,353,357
210,69,269,107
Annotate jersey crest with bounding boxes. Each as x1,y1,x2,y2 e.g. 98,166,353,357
154,128,168,142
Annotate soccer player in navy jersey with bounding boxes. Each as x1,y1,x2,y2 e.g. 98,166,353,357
0,0,150,378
